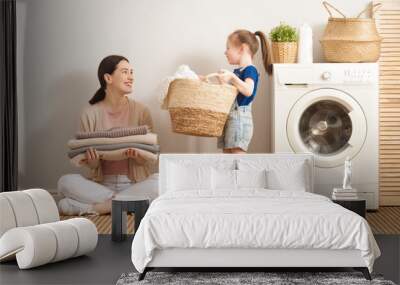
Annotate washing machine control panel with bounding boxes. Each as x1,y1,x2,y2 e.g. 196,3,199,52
274,63,378,87
343,68,375,83
321,71,332,80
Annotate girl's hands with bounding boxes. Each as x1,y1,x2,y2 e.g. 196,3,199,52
217,69,235,84
85,148,101,168
217,69,254,97
124,148,146,165
198,75,207,82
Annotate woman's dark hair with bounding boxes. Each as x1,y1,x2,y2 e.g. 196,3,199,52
89,55,129,105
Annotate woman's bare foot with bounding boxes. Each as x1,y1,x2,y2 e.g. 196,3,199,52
92,199,112,215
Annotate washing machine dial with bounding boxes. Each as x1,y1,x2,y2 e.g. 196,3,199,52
321,71,331,80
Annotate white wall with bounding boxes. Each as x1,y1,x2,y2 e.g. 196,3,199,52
16,0,371,190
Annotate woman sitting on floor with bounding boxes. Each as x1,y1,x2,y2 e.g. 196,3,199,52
58,55,158,216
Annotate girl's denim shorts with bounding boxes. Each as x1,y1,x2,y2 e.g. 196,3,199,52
218,104,253,151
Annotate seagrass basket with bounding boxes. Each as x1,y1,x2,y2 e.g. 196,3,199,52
320,2,382,63
271,42,298,63
166,78,237,137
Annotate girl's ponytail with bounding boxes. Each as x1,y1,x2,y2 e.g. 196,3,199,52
254,31,273,75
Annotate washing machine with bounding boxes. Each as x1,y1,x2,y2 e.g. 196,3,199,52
272,63,379,209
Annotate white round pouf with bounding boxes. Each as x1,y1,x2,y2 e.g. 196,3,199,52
0,218,98,269
0,189,98,269
24,189,60,224
42,221,79,262
1,191,39,227
0,196,17,237
63,218,98,257
0,226,57,269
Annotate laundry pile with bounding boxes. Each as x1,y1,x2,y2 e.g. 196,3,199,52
67,125,159,167
160,65,199,109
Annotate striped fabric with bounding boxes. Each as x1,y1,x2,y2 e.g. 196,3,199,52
61,207,400,235
75,125,149,139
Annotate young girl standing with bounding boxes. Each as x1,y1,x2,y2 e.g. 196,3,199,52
217,30,271,153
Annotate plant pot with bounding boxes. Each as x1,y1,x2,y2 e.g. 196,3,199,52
271,42,298,63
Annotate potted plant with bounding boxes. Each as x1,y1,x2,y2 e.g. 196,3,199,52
269,23,298,63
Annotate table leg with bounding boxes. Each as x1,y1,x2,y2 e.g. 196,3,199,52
121,210,127,239
112,201,127,242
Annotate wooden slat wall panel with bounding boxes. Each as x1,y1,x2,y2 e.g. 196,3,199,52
375,0,400,206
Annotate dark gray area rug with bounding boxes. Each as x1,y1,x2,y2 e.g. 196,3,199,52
116,271,396,285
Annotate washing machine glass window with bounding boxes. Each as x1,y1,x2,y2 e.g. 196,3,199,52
299,100,352,155
286,88,367,168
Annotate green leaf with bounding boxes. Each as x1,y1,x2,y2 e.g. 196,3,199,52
269,23,298,42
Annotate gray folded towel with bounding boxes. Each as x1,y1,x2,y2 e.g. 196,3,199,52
68,142,160,158
75,125,149,139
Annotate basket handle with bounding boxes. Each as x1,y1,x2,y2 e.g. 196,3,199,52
356,3,382,18
204,73,223,84
204,73,219,79
323,1,346,18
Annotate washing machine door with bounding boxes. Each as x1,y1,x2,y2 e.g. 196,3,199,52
287,88,366,168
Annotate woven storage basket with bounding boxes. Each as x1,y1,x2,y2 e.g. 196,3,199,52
320,2,382,63
166,76,237,137
271,42,298,63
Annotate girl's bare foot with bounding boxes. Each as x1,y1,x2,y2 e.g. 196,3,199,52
230,148,246,154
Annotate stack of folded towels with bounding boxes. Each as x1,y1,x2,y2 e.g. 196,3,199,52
67,125,159,167
332,187,359,200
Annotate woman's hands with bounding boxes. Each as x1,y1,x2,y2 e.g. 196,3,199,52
124,148,146,165
84,148,101,168
82,148,146,167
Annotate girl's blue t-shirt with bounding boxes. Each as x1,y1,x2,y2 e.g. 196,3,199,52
233,65,259,106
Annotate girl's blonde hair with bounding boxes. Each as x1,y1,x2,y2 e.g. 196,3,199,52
228,29,272,74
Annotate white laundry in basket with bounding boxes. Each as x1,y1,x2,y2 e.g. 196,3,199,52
160,65,199,109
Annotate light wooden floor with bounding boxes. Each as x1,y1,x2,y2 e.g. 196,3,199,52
61,214,135,234
61,207,400,235
366,206,400,234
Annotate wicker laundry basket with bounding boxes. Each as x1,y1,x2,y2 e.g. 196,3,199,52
271,42,298,63
166,76,237,137
320,2,382,63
